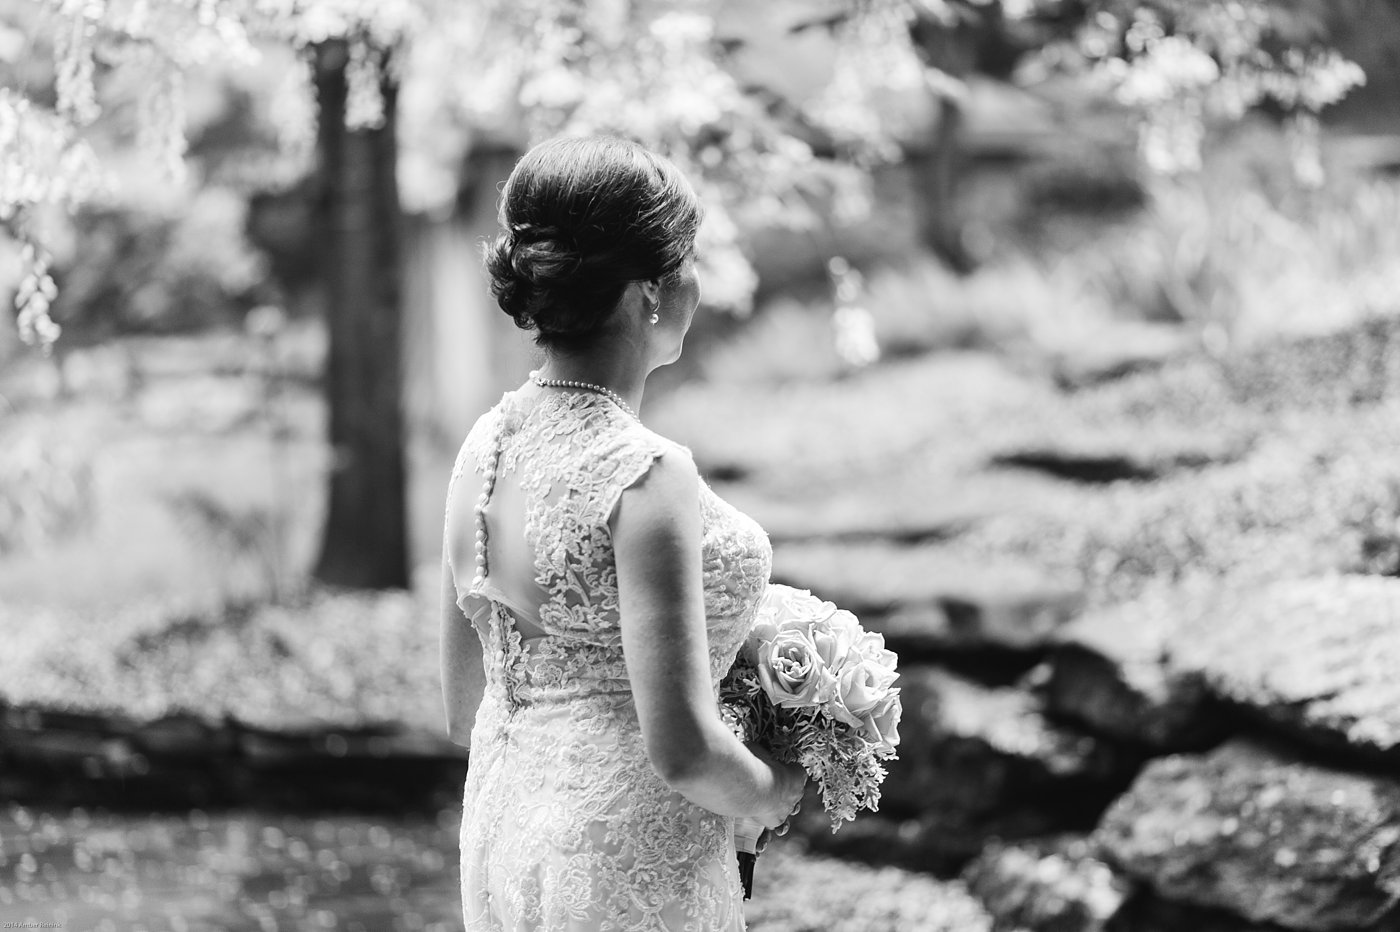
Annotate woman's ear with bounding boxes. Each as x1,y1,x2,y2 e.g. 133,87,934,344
637,278,662,310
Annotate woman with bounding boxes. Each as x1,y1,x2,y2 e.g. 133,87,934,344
440,135,807,930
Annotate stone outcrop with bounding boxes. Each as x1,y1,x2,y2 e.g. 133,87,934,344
887,668,1130,818
803,666,1134,873
1042,584,1226,751
0,703,468,811
1031,318,1189,389
961,836,1304,932
1176,576,1400,766
720,485,981,545
772,542,1084,660
12,574,1400,932
919,575,1400,929
1094,740,1400,931
961,838,1132,932
1045,576,1400,762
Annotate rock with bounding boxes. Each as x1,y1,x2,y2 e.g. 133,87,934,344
904,668,1126,793
1045,645,1219,751
0,703,135,770
745,843,997,932
239,728,322,767
797,806,1096,878
237,724,465,765
1044,586,1226,751
1093,740,1400,931
1042,319,1190,390
1352,530,1400,577
771,542,1084,656
1050,576,1400,762
8,730,107,764
2,704,137,736
991,450,1158,483
0,706,469,812
961,838,1133,932
862,585,1085,662
987,421,1245,485
860,667,1132,873
1178,576,1400,765
1111,891,1294,932
359,728,468,760
716,483,981,545
1223,315,1400,410
135,713,236,757
937,586,1086,652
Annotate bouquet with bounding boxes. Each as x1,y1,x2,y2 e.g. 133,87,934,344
720,584,901,898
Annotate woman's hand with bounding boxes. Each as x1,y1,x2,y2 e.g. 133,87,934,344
750,745,807,830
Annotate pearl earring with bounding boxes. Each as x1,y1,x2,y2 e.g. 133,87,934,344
649,312,660,325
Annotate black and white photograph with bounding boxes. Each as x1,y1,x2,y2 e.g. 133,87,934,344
3,1,1400,929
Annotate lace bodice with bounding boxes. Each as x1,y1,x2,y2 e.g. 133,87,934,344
446,387,773,931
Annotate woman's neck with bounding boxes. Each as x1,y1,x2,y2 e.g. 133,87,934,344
534,350,648,415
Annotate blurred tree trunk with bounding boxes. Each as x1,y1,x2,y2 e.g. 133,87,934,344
0,298,20,365
310,39,410,590
909,10,981,274
922,92,971,271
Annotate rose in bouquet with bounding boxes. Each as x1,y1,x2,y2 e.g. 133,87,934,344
721,584,901,897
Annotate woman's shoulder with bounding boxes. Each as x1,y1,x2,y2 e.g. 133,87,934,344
555,401,700,526
640,422,693,462
607,410,703,489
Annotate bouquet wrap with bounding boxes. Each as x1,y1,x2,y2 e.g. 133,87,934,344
732,816,765,899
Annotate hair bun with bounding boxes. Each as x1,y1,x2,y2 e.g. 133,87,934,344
486,231,598,336
484,136,703,350
508,233,582,287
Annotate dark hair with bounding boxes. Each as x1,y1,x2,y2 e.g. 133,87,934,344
484,136,702,350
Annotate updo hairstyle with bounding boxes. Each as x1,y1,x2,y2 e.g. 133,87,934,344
485,136,702,350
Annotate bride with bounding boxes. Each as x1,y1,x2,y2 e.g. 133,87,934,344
440,135,807,930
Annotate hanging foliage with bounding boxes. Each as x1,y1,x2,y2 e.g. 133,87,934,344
9,0,940,349
1023,0,1364,176
8,0,1369,350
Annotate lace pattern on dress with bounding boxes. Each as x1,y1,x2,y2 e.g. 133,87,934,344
445,389,773,931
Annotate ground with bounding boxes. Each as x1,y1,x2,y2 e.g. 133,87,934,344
3,303,1399,930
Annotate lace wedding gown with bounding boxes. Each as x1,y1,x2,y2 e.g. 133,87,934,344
445,387,773,931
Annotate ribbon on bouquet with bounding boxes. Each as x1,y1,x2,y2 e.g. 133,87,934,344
733,816,765,900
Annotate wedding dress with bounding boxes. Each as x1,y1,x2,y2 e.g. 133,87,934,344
445,387,773,931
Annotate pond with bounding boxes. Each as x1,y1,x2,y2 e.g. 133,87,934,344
0,805,462,931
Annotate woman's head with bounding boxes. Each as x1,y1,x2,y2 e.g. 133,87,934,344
485,136,703,352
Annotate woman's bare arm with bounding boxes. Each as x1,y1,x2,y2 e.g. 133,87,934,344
441,508,488,748
613,450,804,827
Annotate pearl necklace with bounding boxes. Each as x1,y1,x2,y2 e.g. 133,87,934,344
530,370,640,421
475,373,638,590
